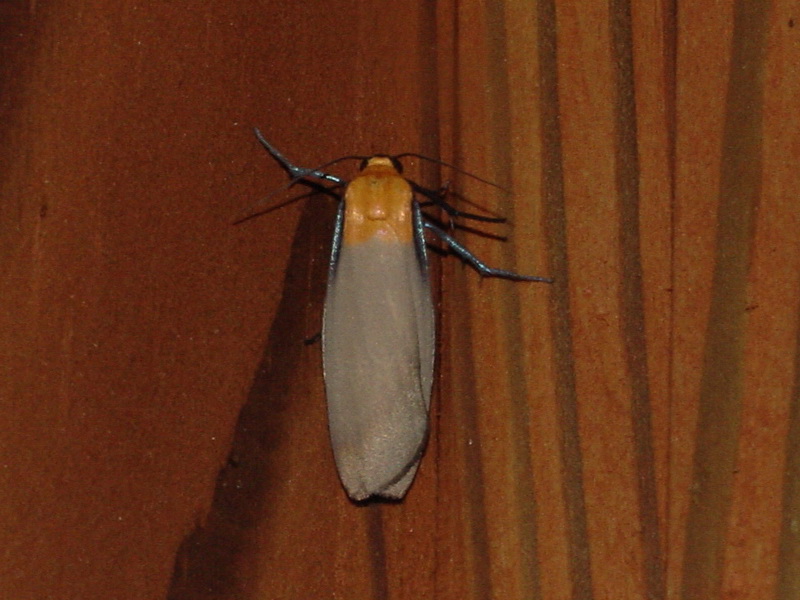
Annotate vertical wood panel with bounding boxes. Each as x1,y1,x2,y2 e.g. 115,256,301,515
719,2,800,599
554,0,656,597
672,2,733,597
443,0,671,598
772,7,800,600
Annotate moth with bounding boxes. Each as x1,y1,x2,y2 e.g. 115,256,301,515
253,130,551,501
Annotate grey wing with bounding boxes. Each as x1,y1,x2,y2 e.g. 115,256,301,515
322,237,435,501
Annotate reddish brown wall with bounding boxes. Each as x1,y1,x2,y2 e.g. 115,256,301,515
0,1,437,597
1,1,799,599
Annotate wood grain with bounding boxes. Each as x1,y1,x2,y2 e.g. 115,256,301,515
1,1,798,599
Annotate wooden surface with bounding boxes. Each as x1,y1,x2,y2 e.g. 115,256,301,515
1,1,798,599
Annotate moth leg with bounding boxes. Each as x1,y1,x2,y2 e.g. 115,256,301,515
254,128,345,185
423,222,553,283
413,182,505,223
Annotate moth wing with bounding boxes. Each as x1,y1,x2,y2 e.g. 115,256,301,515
322,236,434,501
